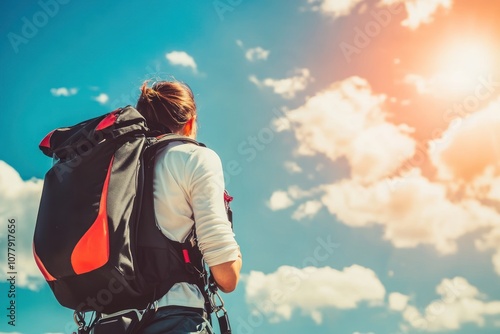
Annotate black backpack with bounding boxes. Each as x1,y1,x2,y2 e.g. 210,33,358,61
33,106,232,332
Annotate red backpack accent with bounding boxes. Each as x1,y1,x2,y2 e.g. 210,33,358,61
95,109,119,131
71,157,113,274
39,130,55,149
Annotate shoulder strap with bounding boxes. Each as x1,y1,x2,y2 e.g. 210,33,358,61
137,133,206,293
140,133,204,174
153,133,205,149
141,134,233,334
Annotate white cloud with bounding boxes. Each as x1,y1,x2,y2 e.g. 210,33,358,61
494,250,500,276
0,161,45,290
396,277,500,331
292,200,323,220
267,190,294,211
430,98,500,182
267,185,321,212
274,76,500,275
277,76,416,183
249,68,313,99
404,73,430,94
307,0,364,19
475,224,500,276
288,185,321,201
478,172,500,203
463,168,500,206
284,161,302,174
93,93,109,105
245,265,385,324
404,72,461,96
272,112,292,132
50,87,78,97
236,39,270,61
403,72,493,98
389,292,410,311
379,0,453,30
321,169,500,254
245,47,270,62
427,98,500,274
165,51,197,72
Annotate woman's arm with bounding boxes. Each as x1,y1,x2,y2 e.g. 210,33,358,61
210,253,242,293
187,147,242,293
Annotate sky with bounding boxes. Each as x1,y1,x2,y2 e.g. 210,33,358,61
1,0,500,333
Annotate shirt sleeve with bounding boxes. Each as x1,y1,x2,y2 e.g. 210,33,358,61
186,146,240,267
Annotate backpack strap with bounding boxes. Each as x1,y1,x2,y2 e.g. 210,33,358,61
153,133,205,148
139,134,233,334
137,134,207,295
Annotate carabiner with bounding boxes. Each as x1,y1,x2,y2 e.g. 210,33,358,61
210,288,225,313
73,311,85,330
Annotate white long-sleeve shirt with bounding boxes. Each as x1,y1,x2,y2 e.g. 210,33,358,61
152,140,240,308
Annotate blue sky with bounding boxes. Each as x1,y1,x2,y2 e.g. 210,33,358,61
1,0,500,333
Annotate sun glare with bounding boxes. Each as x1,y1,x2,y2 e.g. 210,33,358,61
432,39,494,95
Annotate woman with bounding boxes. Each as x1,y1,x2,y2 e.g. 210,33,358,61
135,80,242,333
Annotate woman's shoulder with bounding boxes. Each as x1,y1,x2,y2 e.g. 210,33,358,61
165,141,222,166
168,141,218,156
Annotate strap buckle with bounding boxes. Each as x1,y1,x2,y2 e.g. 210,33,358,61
73,310,98,334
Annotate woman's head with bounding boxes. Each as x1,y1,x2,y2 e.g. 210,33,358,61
136,80,197,138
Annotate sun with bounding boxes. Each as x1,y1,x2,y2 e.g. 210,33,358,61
431,39,495,95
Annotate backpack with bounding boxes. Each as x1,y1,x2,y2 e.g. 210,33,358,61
33,106,232,331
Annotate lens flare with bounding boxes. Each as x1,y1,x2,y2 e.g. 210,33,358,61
432,39,494,94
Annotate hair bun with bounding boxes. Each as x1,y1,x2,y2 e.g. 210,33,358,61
136,80,196,134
